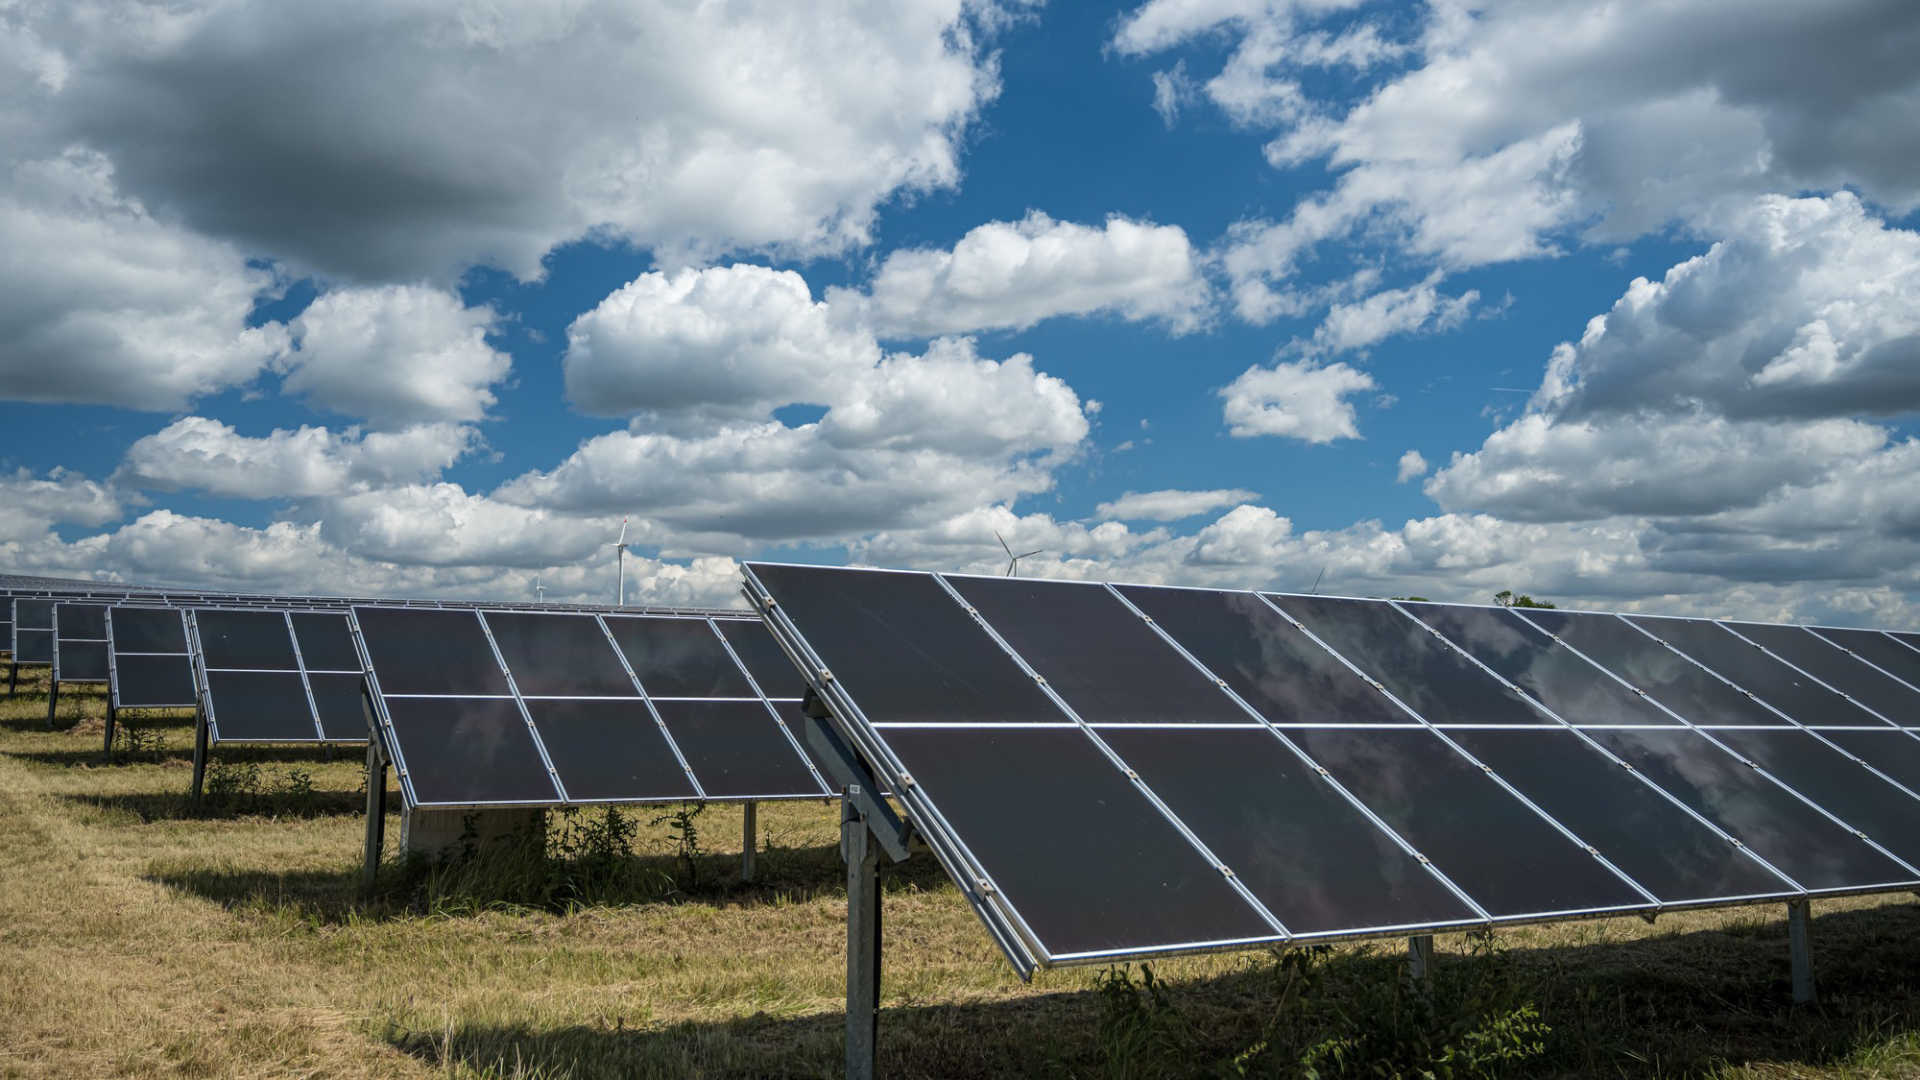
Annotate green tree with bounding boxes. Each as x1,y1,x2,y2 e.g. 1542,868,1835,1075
1492,589,1556,609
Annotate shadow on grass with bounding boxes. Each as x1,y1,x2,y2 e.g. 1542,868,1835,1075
147,837,950,927
19,739,350,769
67,786,368,822
383,903,1920,1080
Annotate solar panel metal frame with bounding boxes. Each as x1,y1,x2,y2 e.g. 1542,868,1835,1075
745,564,1920,979
187,605,369,746
11,596,59,668
351,604,832,813
105,604,199,710
51,601,113,685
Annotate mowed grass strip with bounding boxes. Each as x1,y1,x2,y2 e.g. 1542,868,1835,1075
5,664,1920,1077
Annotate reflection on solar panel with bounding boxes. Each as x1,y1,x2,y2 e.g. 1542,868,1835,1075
745,563,1920,980
188,608,369,744
353,606,829,810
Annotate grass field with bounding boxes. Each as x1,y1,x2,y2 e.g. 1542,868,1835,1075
7,667,1920,1078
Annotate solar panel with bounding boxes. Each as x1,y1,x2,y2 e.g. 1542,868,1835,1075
745,562,1920,976
1626,615,1889,728
1722,622,1920,726
13,598,55,664
188,607,368,744
107,606,196,709
353,606,828,810
1811,627,1920,697
52,602,111,683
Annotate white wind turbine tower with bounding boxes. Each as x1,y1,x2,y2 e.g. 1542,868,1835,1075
533,577,546,604
609,516,632,606
995,530,1044,577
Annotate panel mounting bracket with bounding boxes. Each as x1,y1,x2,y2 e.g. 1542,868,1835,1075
802,688,913,863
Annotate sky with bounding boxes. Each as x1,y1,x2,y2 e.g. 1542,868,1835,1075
2,0,1918,625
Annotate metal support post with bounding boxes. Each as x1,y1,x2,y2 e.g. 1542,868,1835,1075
741,801,757,883
6,662,15,696
1408,935,1435,989
45,677,59,728
189,709,210,804
1789,900,1815,1004
101,701,118,761
363,741,389,896
843,787,881,1080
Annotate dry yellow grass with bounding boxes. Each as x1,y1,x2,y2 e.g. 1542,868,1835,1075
5,667,1920,1077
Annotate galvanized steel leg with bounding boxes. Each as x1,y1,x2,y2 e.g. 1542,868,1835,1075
363,741,388,896
1408,935,1435,989
189,709,209,805
843,792,881,1080
5,662,15,696
741,801,757,883
101,701,117,761
45,678,59,727
1789,900,1815,1004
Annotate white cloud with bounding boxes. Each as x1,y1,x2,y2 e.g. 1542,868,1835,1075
8,1,1011,282
0,468,123,544
1303,273,1480,353
118,417,480,500
835,212,1212,338
1220,358,1376,441
0,149,285,409
1396,450,1428,483
1095,488,1260,521
277,286,510,428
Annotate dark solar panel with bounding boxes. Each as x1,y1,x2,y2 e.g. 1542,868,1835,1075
1099,727,1480,934
1447,728,1794,904
56,641,110,682
113,654,198,708
355,607,510,695
1287,727,1646,917
882,726,1281,959
1113,584,1410,725
524,699,698,801
14,629,52,664
1270,595,1556,726
1516,610,1793,726
306,672,371,740
59,604,108,639
1628,615,1884,727
290,612,360,671
383,696,560,805
1821,730,1920,791
111,608,187,653
1726,622,1920,725
714,619,806,698
196,610,300,670
1582,728,1915,891
484,612,638,697
205,670,323,741
604,616,753,698
651,700,823,798
1405,603,1681,725
1706,729,1920,871
1813,628,1920,692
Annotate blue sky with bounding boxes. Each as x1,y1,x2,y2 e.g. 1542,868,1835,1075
2,0,1918,625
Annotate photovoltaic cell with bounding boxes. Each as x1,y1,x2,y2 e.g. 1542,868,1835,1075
112,654,197,708
1445,728,1793,904
1725,622,1919,726
59,603,108,639
1628,615,1883,728
1099,727,1479,934
1113,584,1410,725
740,565,1064,725
57,641,110,682
483,612,638,697
290,612,360,671
1581,728,1914,891
525,699,697,801
384,696,560,805
1706,729,1920,870
1287,727,1644,917
206,670,323,741
1814,628,1920,691
715,618,806,698
604,616,753,698
306,672,371,740
196,610,299,670
14,630,52,664
1516,610,1790,727
111,608,187,653
1404,604,1680,725
355,607,510,696
1270,595,1556,726
949,576,1251,725
1821,730,1920,793
882,725,1280,958
652,700,824,798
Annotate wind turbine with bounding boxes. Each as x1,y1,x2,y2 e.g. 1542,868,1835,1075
994,530,1044,577
609,516,631,606
532,577,546,604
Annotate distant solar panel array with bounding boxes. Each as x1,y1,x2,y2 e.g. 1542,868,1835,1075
746,564,1920,977
354,605,829,810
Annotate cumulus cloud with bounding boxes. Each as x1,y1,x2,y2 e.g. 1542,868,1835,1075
1123,0,1920,318
834,212,1213,338
0,149,285,409
1396,450,1429,484
1096,489,1260,521
1303,274,1480,353
277,286,510,428
1220,358,1376,441
118,417,481,500
0,468,123,544
7,1,1010,282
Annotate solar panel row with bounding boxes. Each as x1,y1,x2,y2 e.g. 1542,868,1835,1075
354,606,829,809
746,564,1920,974
190,609,370,743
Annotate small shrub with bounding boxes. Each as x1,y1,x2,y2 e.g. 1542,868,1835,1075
203,759,262,810
116,722,165,762
648,802,706,889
